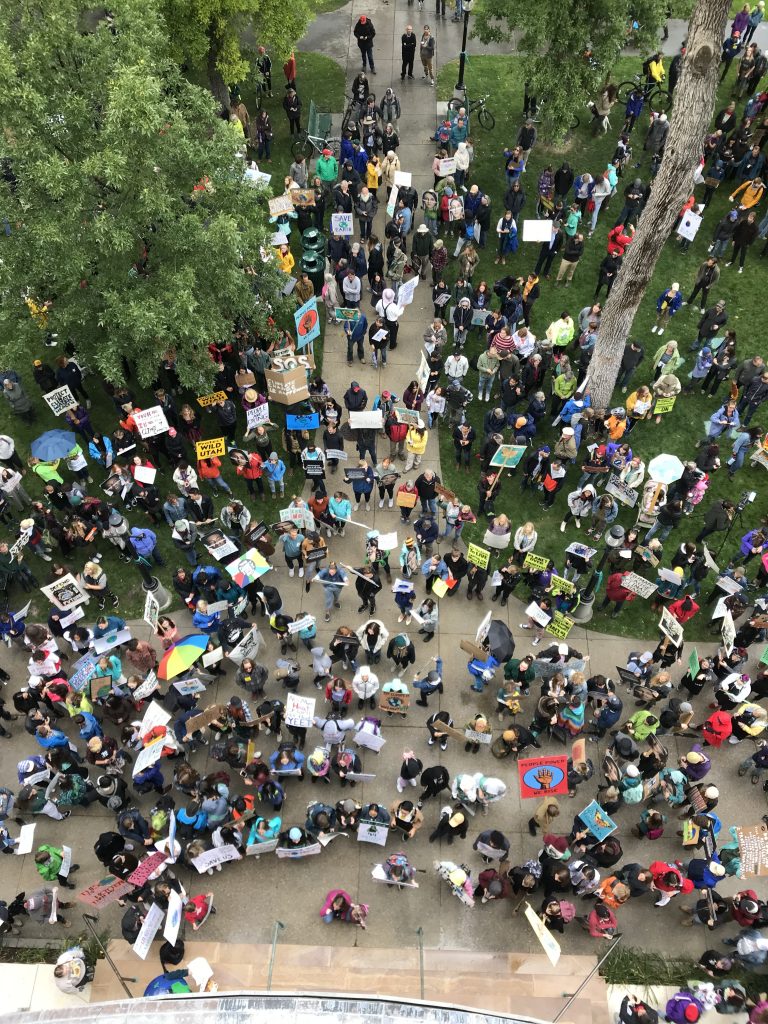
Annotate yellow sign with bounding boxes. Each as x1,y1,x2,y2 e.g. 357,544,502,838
549,574,576,596
197,391,227,408
467,543,490,570
523,553,550,572
653,396,677,415
546,611,574,639
431,578,449,598
195,437,226,460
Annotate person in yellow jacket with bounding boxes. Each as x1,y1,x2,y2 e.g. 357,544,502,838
404,424,428,472
644,52,665,85
366,156,382,195
729,176,765,209
275,244,295,275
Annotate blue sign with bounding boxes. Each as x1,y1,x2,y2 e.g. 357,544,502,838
286,413,320,431
579,800,617,841
294,298,320,349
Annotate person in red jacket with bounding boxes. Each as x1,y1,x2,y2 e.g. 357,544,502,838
649,860,694,906
385,413,409,460
730,890,762,927
607,223,635,257
668,595,699,624
233,450,264,498
599,571,638,618
184,892,215,930
701,708,732,748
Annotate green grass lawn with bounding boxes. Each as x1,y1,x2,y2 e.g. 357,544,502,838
434,55,768,641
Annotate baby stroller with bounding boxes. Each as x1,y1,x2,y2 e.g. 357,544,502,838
435,859,475,906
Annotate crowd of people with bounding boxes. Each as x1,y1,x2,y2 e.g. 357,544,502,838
2,3,768,1012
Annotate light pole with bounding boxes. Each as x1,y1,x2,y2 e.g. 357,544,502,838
455,0,474,92
570,525,625,623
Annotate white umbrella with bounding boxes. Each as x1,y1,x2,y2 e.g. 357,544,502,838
648,453,685,484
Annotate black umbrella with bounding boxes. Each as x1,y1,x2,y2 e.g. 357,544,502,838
487,620,515,662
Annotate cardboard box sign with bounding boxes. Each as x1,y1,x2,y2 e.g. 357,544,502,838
265,367,310,404
396,490,418,508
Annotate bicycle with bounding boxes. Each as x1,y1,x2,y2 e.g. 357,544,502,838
615,72,672,113
525,97,580,132
291,98,341,160
448,85,495,130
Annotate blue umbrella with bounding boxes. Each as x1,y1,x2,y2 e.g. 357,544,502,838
30,430,77,461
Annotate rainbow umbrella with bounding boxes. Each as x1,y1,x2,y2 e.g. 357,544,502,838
158,633,209,680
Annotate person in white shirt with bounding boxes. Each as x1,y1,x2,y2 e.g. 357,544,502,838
352,667,380,709
512,326,536,359
444,352,469,383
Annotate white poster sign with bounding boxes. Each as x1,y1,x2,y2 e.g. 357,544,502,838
191,844,242,873
40,573,88,612
285,692,316,729
349,410,383,430
522,219,555,243
393,170,412,187
721,609,736,655
357,820,389,846
42,385,77,415
15,822,36,855
132,902,164,960
621,572,658,599
398,276,418,307
226,626,262,665
133,406,170,439
143,590,160,629
246,404,270,429
163,888,184,946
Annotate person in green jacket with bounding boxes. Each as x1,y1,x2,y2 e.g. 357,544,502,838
34,844,80,889
626,708,660,742
551,366,578,417
316,149,339,194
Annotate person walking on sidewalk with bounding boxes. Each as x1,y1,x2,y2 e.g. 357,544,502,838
354,16,376,74
401,26,417,80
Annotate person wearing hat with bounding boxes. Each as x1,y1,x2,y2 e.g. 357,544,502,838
664,993,703,1024
353,15,376,73
651,281,682,335
23,888,73,928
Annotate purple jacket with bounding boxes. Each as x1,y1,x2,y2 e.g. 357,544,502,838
740,529,768,557
665,994,703,1024
732,9,750,34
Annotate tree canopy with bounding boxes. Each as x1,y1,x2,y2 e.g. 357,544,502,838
0,0,290,390
162,0,313,103
472,0,673,139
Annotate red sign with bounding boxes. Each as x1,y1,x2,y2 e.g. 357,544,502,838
78,875,135,908
126,850,168,887
518,755,569,799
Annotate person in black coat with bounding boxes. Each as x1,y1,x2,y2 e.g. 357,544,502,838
55,356,89,405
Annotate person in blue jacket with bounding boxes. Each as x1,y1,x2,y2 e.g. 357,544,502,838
129,526,165,565
468,653,500,693
686,855,726,889
344,313,368,365
262,452,286,497
93,614,127,639
35,725,69,750
192,600,220,634
651,283,682,335
88,433,113,467
414,656,443,707
421,553,448,593
623,87,645,133
350,461,375,512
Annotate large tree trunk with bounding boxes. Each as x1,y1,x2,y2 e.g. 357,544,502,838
588,0,731,409
207,30,231,115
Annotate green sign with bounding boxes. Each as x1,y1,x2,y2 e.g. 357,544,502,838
688,647,699,679
653,396,677,415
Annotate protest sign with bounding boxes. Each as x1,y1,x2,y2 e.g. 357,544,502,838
226,548,271,586
132,736,165,777
393,406,420,426
334,307,361,322
191,845,242,873
489,444,527,469
143,589,160,629
294,297,321,348
163,888,184,946
227,626,262,665
398,276,418,307
290,188,315,207
525,602,552,628
93,628,132,655
197,391,227,407
246,839,279,857
659,607,684,646
69,657,98,695
524,902,561,966
621,572,658,599
78,875,135,907
268,194,294,216
523,553,550,572
579,800,618,841
40,573,88,611
287,613,316,634
287,412,321,432
354,726,386,752
132,902,164,960
721,609,736,655
279,506,316,532
715,574,743,596
464,728,492,745
546,612,574,640
132,671,159,702
195,437,226,460
330,212,354,235
438,157,456,175
275,842,322,859
285,692,316,728
201,529,239,562
15,823,36,856
677,210,702,242
43,385,77,415
734,822,768,877
548,574,576,596
349,410,383,429
518,755,569,799
605,474,639,507
265,366,310,404
393,170,412,187
467,543,490,570
202,647,224,667
357,820,389,846
653,396,677,415
522,219,555,243
127,851,168,887
173,678,206,696
448,195,464,221
246,404,270,429
133,406,170,439
386,185,399,218
185,703,227,735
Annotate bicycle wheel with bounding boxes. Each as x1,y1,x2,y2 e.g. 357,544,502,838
570,113,580,131
649,87,672,113
341,105,355,136
478,107,495,131
615,79,637,104
292,136,314,161
448,96,464,113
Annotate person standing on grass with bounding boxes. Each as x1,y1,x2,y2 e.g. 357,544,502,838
728,210,759,271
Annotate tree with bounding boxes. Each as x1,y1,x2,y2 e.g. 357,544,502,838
587,0,731,409
0,0,291,390
162,0,313,108
473,0,671,140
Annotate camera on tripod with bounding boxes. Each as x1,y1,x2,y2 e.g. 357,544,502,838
736,490,756,513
